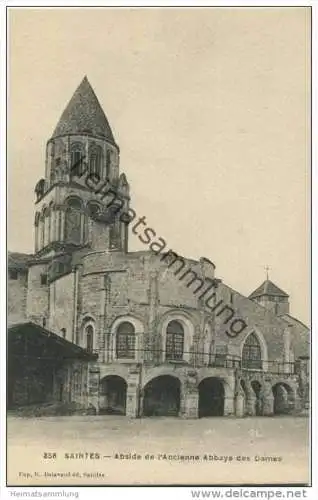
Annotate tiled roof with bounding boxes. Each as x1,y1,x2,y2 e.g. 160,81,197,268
51,76,116,143
249,279,289,299
8,252,33,270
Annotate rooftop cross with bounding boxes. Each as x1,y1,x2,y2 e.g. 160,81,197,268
264,265,271,280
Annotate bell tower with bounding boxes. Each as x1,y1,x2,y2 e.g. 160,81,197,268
33,76,130,258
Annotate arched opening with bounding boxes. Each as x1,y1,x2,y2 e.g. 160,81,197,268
34,212,40,252
272,383,295,415
109,220,122,250
70,142,85,177
143,375,181,417
242,333,262,370
99,375,127,415
116,321,135,359
251,380,262,416
165,320,184,361
198,377,225,417
65,197,83,245
85,325,94,352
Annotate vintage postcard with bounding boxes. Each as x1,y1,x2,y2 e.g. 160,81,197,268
5,5,311,488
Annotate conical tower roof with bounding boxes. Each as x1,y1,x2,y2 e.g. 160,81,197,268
52,76,116,143
249,279,289,300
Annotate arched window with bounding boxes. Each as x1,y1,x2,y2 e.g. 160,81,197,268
39,214,44,249
242,333,262,369
34,212,40,226
70,143,85,177
116,322,135,359
34,212,41,252
110,220,121,250
89,145,102,180
85,325,94,352
166,320,184,361
65,197,83,245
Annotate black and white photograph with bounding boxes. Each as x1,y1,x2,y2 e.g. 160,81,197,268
4,5,312,490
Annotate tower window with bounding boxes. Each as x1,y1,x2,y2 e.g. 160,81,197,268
55,157,61,166
64,197,84,245
87,201,101,219
61,328,66,339
242,333,262,370
35,179,45,202
9,269,18,280
106,150,111,179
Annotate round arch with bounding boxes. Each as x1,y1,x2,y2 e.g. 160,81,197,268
203,320,214,366
240,378,249,416
70,142,85,177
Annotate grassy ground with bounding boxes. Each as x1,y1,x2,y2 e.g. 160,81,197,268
7,415,310,486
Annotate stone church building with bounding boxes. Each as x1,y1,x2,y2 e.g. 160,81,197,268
8,77,310,418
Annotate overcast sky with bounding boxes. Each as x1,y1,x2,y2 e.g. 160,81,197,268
8,8,310,324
